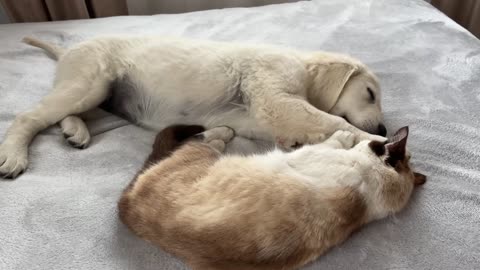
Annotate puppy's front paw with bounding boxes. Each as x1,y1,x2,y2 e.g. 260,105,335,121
0,144,28,179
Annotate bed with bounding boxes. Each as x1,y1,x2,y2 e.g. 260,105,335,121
1,0,479,269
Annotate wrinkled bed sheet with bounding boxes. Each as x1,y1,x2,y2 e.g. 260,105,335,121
1,0,479,269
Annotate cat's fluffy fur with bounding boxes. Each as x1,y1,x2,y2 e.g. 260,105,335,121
119,125,426,270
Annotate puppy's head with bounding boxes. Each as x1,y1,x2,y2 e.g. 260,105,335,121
305,52,386,136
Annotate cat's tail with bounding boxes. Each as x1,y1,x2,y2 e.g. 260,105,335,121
144,125,206,168
123,124,205,194
22,36,65,60
144,125,205,169
123,124,205,193
118,125,205,227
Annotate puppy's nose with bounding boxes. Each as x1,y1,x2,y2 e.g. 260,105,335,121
377,124,387,136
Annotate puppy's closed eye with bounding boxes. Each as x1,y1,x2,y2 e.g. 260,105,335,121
367,88,375,103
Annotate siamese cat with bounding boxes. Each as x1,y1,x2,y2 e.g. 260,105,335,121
119,125,426,270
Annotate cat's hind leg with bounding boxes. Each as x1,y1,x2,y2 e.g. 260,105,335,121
196,126,235,152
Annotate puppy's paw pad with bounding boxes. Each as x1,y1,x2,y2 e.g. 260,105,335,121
275,137,300,152
291,142,303,149
66,137,89,149
61,117,91,149
0,145,28,179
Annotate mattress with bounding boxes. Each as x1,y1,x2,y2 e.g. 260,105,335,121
1,0,479,269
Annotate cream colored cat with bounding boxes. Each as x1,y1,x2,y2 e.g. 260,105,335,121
119,125,426,270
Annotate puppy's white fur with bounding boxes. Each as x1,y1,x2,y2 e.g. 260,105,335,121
0,36,385,178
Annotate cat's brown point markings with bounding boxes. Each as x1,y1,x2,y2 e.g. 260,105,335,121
119,125,427,270
368,140,386,156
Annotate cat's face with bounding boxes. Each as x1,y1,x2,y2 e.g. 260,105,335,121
360,127,426,217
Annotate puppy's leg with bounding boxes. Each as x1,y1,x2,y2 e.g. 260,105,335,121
60,116,91,149
240,66,386,150
246,89,385,150
0,79,110,179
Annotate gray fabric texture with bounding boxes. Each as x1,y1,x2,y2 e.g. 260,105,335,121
1,0,480,269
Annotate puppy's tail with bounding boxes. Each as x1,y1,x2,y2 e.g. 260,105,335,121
22,36,65,60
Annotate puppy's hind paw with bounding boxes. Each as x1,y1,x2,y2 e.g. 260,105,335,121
0,144,28,179
64,132,90,149
61,116,91,149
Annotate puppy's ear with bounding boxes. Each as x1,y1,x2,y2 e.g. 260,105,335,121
306,62,357,112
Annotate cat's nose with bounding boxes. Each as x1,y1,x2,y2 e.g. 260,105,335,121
377,124,387,136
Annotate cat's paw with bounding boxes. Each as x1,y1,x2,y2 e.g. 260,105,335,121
202,126,235,144
276,133,327,151
207,139,227,152
0,143,28,179
355,132,387,144
330,130,356,148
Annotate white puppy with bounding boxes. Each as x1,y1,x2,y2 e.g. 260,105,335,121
0,36,386,179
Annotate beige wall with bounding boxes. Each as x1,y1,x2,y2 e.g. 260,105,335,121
127,0,304,15
431,0,480,38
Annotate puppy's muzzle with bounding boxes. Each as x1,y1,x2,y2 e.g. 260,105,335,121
377,124,387,136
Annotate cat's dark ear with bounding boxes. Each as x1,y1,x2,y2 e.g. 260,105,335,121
413,172,427,186
385,126,409,167
368,140,386,156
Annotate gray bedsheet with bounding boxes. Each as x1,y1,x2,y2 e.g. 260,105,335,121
1,0,479,269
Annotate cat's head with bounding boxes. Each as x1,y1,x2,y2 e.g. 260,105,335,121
362,126,426,218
